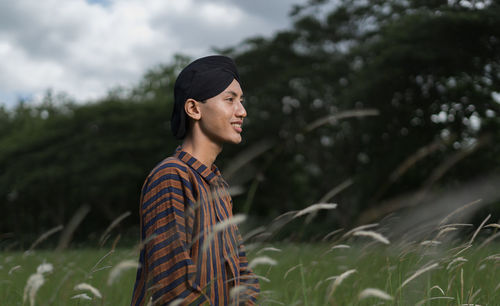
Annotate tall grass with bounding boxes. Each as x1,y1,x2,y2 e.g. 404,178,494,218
1,218,499,305
1,188,500,305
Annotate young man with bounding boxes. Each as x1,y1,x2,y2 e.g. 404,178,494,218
131,56,260,305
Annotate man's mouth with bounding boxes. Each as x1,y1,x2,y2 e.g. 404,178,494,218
231,121,243,132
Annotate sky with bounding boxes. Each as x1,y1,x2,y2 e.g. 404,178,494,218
0,0,307,107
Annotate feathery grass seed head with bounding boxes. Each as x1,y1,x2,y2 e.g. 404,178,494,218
249,256,277,269
74,282,102,298
108,260,140,285
23,273,45,306
399,262,439,290
353,230,390,244
294,203,337,218
358,288,393,301
327,269,357,299
71,293,92,300
36,263,53,274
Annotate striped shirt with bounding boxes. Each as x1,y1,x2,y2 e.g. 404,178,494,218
131,148,260,305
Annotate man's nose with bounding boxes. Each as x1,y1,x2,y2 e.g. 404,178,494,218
236,101,247,118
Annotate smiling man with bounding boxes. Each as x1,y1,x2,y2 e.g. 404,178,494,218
131,56,260,306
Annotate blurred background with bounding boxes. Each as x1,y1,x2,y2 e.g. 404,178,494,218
1,0,500,249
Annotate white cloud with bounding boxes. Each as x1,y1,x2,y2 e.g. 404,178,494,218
0,0,305,106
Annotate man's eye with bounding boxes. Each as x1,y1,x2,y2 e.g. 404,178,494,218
226,98,234,102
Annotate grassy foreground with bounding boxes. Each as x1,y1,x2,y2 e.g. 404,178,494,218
1,240,499,305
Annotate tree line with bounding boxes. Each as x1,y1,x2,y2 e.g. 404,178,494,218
1,0,499,246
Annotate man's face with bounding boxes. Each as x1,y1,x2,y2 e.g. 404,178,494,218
198,79,247,145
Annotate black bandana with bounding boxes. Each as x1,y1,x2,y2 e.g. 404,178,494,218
171,55,241,139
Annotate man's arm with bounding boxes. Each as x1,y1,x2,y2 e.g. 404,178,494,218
141,163,207,305
236,232,260,305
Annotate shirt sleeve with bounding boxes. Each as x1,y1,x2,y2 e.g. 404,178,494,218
140,164,208,305
236,232,260,305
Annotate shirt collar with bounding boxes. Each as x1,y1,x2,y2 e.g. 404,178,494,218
174,146,221,184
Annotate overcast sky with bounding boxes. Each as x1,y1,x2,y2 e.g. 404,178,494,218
0,0,307,107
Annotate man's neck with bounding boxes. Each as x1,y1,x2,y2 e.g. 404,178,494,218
181,134,222,167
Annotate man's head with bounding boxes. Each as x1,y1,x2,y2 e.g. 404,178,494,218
171,55,244,141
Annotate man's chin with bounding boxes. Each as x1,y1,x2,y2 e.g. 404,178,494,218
231,136,242,144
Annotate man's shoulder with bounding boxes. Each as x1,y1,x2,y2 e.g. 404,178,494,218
147,155,191,181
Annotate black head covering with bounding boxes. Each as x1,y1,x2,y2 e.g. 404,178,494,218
171,55,241,139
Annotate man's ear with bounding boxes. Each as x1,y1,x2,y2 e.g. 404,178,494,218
184,98,201,120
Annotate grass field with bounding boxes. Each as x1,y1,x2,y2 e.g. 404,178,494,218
1,238,499,305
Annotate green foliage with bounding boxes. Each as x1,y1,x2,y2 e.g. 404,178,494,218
2,242,499,305
251,243,500,305
0,249,137,305
227,0,500,223
1,1,500,241
0,57,189,244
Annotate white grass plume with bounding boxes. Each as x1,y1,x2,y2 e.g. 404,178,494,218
323,244,350,255
446,257,468,270
353,230,390,244
283,264,301,279
272,210,298,222
322,228,344,241
56,204,91,251
485,223,500,229
212,213,246,233
249,256,277,269
358,288,393,301
23,262,53,306
330,244,350,250
229,285,248,303
25,225,63,254
9,265,21,275
421,240,441,246
243,226,266,241
202,214,246,251
107,260,140,285
36,263,53,274
134,233,158,254
430,285,445,295
254,274,271,282
481,254,500,262
294,203,337,218
99,211,131,246
469,214,491,245
256,247,282,255
439,199,481,226
318,178,353,203
222,139,274,180
436,227,459,238
23,274,44,306
343,223,379,237
74,282,102,298
439,223,473,229
470,288,481,302
453,245,472,257
90,250,115,274
71,293,92,300
398,262,439,290
327,269,357,298
168,298,184,306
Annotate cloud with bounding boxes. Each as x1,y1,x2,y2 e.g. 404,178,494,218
0,0,304,106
